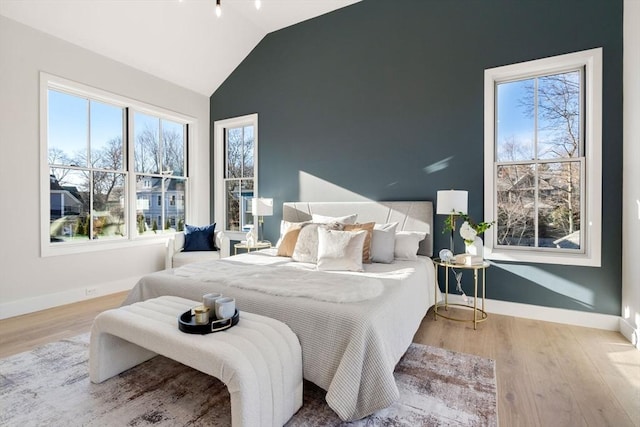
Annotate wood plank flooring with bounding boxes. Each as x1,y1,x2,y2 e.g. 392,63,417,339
414,307,639,427
1,294,638,426
0,291,127,359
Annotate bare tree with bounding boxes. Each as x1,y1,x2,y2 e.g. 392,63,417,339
48,147,73,183
162,128,185,176
92,137,124,212
498,71,581,247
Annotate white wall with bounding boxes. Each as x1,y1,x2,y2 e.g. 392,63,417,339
621,0,640,348
0,17,210,318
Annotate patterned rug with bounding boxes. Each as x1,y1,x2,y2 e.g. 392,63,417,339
0,334,497,426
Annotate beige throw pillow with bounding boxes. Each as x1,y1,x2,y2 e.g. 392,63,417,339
276,220,310,248
343,222,375,263
277,226,304,257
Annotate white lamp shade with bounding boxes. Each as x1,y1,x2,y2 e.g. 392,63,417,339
252,197,273,216
436,190,468,215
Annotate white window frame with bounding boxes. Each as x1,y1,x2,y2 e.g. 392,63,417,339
213,113,259,242
483,48,602,266
40,73,196,257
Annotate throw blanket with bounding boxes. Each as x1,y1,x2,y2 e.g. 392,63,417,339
175,261,384,303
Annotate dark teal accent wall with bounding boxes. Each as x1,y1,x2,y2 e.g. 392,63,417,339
210,0,623,315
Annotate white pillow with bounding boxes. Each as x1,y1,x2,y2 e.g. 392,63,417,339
371,222,398,263
292,223,343,263
394,231,427,261
311,213,357,224
316,228,366,272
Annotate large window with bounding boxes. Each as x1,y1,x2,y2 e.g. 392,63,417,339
214,114,258,239
484,48,602,266
41,74,192,255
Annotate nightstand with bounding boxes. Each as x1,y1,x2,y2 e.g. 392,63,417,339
234,241,271,255
433,257,490,330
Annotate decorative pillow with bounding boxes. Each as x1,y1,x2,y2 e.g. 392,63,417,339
275,220,310,248
183,223,217,252
311,213,358,224
394,231,427,261
291,222,343,263
277,225,305,257
371,222,399,263
316,228,366,272
343,222,375,263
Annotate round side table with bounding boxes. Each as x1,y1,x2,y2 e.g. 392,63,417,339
433,257,490,330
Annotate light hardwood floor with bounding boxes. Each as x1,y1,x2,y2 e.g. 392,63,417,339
1,294,638,426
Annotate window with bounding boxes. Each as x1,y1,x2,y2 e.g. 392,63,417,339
484,48,602,266
134,112,187,235
47,90,126,243
214,114,258,240
41,73,192,255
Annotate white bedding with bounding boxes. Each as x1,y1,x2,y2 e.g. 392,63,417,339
174,257,384,302
123,249,441,421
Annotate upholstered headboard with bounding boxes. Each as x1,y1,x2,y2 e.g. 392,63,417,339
282,201,433,257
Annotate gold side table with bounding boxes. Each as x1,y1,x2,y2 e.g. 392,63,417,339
433,257,489,330
234,241,271,255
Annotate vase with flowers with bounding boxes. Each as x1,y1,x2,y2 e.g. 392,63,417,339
459,215,494,259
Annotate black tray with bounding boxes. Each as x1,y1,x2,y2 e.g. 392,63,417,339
178,308,240,334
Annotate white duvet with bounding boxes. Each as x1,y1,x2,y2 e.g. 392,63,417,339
175,260,384,303
123,249,440,421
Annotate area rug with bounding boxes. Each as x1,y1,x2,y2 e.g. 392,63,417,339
0,334,497,426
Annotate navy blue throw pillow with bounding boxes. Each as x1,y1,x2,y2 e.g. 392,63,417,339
183,223,218,252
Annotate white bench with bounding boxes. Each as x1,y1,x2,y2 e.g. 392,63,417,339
89,296,302,427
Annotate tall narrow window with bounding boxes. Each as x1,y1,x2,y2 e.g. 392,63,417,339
496,70,583,249
224,125,255,232
134,113,187,235
214,114,258,239
484,48,602,266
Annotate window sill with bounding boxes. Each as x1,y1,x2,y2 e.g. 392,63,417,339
41,234,172,257
484,248,601,267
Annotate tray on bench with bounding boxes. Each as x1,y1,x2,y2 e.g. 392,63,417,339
178,309,240,334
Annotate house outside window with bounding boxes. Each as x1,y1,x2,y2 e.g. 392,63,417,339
47,89,127,243
41,73,192,255
214,114,258,240
483,48,602,266
134,112,187,236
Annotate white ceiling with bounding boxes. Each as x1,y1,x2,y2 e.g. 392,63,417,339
0,0,360,95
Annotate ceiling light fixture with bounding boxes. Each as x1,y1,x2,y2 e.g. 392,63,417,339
214,0,262,18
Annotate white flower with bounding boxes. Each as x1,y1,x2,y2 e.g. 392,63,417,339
459,221,477,244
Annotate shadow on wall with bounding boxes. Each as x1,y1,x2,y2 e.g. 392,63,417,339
262,170,604,313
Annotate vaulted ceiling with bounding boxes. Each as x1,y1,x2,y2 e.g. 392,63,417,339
0,0,360,95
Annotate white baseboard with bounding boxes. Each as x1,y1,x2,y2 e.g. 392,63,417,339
619,317,639,349
0,276,140,320
444,293,621,331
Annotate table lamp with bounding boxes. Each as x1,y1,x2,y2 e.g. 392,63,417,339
251,197,273,243
436,190,468,252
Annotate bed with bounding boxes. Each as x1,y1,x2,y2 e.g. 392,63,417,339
123,201,441,421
